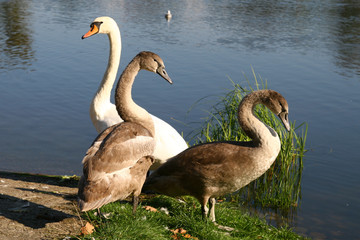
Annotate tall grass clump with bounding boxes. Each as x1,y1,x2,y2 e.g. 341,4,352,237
189,69,308,212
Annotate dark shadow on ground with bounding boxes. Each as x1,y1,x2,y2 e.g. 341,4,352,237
0,194,75,229
15,187,77,201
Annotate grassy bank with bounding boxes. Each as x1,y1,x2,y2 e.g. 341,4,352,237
78,195,307,239
77,72,308,239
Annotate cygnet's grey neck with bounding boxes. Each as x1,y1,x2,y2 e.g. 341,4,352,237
115,57,155,136
238,91,279,148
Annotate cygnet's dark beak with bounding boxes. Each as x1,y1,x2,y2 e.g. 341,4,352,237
156,66,172,84
278,112,291,132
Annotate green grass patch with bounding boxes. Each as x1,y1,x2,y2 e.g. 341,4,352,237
189,70,308,212
77,195,307,239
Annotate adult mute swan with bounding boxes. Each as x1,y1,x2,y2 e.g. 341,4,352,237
82,16,188,168
78,51,173,212
143,89,291,222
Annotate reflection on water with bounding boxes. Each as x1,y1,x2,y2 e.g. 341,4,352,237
332,1,360,76
241,204,300,230
0,0,35,70
0,1,357,75
202,0,360,76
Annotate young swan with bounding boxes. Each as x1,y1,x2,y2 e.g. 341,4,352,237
143,89,291,222
78,52,172,213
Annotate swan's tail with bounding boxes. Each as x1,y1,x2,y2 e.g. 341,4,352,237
78,195,113,212
78,156,155,212
77,175,114,212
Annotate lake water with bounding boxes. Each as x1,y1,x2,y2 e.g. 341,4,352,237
0,0,359,239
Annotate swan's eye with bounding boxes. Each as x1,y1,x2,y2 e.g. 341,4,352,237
279,102,284,109
91,22,103,31
279,101,288,113
154,59,163,68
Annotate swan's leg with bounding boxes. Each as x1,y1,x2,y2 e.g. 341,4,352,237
209,197,234,231
146,156,155,177
209,197,216,222
132,194,139,214
200,197,209,220
97,208,102,217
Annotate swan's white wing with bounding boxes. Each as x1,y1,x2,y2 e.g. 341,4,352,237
91,103,123,133
150,115,188,167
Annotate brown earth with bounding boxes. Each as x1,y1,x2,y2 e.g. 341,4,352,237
0,171,83,240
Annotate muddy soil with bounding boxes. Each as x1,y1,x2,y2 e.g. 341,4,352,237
0,171,83,240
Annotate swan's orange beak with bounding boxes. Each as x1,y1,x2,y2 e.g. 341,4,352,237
82,24,99,39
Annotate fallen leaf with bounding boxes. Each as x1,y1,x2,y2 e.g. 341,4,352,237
171,235,180,240
184,233,199,239
170,228,186,234
143,206,158,212
170,228,199,240
81,222,95,235
170,228,183,239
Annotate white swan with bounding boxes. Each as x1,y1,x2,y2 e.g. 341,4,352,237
143,90,291,222
78,51,173,212
82,16,188,168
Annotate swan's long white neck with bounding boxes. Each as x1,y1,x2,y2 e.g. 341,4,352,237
115,58,155,137
238,92,281,157
91,26,121,111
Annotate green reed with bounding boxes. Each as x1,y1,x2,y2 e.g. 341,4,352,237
189,70,307,211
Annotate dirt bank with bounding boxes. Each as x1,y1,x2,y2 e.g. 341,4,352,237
0,171,82,239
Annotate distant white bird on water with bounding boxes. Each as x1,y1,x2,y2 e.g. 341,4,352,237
165,10,172,21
